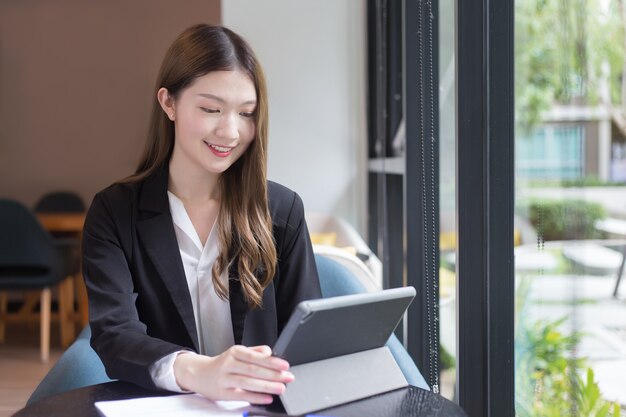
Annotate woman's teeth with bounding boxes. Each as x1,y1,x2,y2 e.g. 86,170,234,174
209,144,231,152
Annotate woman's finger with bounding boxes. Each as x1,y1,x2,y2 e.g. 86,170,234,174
229,360,294,383
247,345,272,355
230,346,290,371
228,374,287,395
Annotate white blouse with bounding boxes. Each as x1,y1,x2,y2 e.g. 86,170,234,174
149,191,235,391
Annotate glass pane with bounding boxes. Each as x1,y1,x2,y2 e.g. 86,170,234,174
515,0,626,414
439,0,457,402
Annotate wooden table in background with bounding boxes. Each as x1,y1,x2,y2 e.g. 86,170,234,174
37,213,86,234
37,213,88,346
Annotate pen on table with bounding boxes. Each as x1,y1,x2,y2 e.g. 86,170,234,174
241,411,335,417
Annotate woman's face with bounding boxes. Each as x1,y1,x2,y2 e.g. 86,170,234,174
166,70,257,178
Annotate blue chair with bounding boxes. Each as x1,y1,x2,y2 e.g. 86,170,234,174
28,254,428,404
315,255,429,389
27,326,112,405
0,198,70,363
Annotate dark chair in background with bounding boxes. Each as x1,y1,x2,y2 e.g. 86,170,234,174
0,198,74,362
35,191,88,332
34,191,86,214
34,191,86,279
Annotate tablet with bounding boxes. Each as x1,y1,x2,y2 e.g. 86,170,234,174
272,286,416,365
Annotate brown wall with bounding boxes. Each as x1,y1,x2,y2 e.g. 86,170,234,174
0,1,220,208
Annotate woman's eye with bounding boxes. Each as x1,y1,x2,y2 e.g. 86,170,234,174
200,107,220,114
240,111,255,118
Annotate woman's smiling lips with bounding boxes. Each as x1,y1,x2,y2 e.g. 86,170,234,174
204,140,234,157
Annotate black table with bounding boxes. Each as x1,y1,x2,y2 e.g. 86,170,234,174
14,381,467,417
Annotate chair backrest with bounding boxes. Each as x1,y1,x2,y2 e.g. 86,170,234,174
306,212,383,286
34,191,85,213
27,327,113,405
0,199,59,276
313,245,380,291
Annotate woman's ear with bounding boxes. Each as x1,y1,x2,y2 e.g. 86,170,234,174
157,88,176,121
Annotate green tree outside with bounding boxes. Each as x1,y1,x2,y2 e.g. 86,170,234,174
516,0,624,131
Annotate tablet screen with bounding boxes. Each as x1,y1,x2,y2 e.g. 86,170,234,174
272,287,416,365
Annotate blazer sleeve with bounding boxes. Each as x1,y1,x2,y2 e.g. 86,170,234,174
82,191,190,390
273,190,322,332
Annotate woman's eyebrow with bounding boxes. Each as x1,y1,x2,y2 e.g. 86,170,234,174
197,93,256,105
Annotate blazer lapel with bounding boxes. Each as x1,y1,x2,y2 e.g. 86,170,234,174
136,166,199,352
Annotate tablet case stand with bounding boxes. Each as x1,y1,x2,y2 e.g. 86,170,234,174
279,346,408,415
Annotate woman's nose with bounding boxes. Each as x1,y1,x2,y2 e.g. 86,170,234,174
215,113,238,140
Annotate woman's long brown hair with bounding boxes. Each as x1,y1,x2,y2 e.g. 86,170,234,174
125,24,276,308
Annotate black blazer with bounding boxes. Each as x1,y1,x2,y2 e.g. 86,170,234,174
82,166,321,390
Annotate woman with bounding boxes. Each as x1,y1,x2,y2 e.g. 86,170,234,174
82,24,321,405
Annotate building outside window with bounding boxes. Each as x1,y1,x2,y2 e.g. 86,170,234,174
515,0,626,414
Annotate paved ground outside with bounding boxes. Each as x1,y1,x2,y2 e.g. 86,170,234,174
520,270,626,407
516,185,626,408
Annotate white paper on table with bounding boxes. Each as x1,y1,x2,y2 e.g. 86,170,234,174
95,393,250,417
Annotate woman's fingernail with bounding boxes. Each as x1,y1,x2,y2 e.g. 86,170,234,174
283,371,295,381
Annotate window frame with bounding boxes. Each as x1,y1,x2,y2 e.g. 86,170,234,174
456,0,515,416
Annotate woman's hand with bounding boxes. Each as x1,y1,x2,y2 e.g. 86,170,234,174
173,345,294,404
